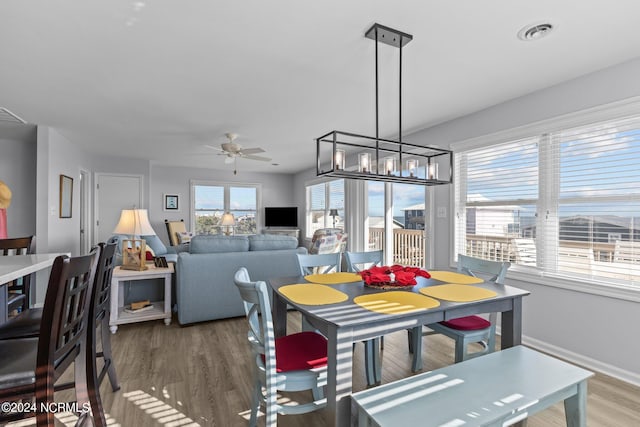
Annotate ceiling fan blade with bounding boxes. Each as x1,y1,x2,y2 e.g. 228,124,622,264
240,147,265,155
204,144,224,152
244,154,272,162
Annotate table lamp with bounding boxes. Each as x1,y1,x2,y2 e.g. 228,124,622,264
221,212,236,236
113,208,156,271
329,209,339,228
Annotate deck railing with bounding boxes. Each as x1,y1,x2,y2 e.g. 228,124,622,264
366,229,638,283
464,234,617,264
368,228,425,267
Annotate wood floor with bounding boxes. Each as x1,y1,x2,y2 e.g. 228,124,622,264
13,312,640,427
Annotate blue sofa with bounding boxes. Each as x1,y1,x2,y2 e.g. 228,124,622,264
176,234,306,325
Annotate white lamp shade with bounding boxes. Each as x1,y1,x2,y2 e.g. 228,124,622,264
113,209,156,236
221,213,236,226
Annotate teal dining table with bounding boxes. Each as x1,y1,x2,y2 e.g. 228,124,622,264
269,273,530,427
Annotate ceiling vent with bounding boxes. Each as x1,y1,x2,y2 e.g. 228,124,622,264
0,108,27,124
517,23,554,41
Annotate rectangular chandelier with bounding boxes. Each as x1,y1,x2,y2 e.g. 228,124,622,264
316,130,452,185
315,23,453,186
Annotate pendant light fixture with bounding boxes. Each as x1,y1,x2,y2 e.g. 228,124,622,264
315,23,453,185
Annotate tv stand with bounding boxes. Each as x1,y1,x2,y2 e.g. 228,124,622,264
263,228,300,239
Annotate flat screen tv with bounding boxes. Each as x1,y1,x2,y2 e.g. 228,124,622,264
264,207,298,228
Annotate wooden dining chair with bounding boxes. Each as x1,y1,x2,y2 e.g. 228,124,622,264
410,254,510,364
0,240,120,406
0,235,34,315
234,267,327,427
344,250,384,386
0,249,104,426
296,252,341,275
88,238,120,393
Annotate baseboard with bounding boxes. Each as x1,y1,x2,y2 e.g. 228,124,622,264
497,328,640,387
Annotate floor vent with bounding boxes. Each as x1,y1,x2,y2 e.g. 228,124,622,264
0,107,27,124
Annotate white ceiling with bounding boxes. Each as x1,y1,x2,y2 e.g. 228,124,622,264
2,1,640,174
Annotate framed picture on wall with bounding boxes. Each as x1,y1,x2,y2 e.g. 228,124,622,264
59,175,73,218
164,194,179,211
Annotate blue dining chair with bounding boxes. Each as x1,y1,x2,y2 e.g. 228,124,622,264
410,254,510,364
344,250,384,385
295,252,342,332
296,252,342,275
234,267,327,427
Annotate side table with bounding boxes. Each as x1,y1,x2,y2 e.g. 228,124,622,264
109,263,174,333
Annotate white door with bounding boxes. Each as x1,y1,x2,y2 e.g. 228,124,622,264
95,174,143,243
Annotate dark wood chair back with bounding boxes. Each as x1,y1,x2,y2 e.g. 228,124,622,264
36,248,100,425
0,236,34,314
0,236,33,256
92,239,117,322
88,238,120,399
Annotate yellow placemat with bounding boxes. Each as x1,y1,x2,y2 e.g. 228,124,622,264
279,283,348,305
304,272,362,284
419,284,497,302
354,291,440,314
428,271,484,285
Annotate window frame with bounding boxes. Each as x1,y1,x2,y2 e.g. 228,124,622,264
305,178,344,239
450,97,640,302
190,180,262,235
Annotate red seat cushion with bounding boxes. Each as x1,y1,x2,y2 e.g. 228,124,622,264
265,331,328,373
440,315,490,331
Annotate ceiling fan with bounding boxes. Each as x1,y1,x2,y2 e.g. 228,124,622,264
206,133,271,174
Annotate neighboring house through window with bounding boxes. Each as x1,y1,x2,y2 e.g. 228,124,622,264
454,108,640,292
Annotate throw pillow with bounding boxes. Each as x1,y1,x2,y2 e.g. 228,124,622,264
142,234,167,255
177,231,195,244
145,246,155,261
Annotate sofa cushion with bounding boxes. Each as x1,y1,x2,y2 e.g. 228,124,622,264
189,235,249,254
249,234,298,251
142,234,168,255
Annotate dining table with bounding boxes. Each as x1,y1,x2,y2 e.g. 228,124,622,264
0,253,65,324
269,271,531,427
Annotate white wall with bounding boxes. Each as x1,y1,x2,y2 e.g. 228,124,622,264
150,165,296,246
42,128,94,256
406,57,640,383
0,123,37,238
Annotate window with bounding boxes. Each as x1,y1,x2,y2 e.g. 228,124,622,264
456,138,538,264
306,179,344,237
455,113,640,289
192,182,259,235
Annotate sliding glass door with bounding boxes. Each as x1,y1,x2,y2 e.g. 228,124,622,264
367,181,428,267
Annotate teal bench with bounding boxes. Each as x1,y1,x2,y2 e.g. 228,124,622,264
351,346,593,427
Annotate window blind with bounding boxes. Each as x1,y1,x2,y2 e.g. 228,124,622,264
457,138,539,265
553,115,640,284
456,112,640,288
